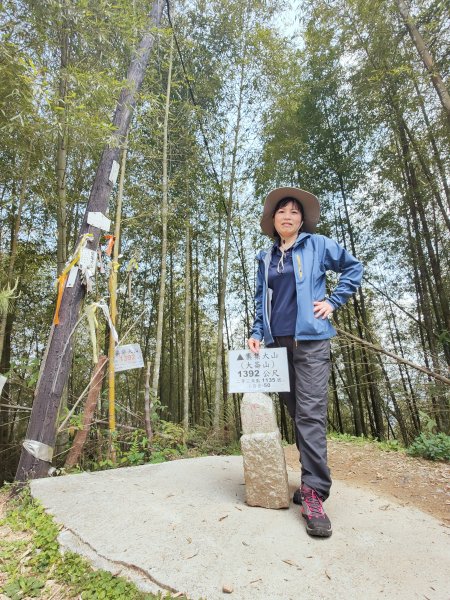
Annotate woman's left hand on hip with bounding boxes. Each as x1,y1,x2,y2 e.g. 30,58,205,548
313,300,334,319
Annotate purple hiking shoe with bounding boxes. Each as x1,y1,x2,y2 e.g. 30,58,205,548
297,483,332,538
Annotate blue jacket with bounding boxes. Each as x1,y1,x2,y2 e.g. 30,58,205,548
250,232,363,345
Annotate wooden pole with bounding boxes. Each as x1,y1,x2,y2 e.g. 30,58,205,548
15,0,164,484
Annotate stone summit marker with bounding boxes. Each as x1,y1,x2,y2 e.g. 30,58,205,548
240,392,290,509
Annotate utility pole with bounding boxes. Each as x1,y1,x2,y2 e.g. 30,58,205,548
15,0,164,484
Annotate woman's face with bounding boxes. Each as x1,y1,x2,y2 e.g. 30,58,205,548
273,201,303,240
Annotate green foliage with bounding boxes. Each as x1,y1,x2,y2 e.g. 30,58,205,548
2,0,448,492
66,422,242,474
2,576,44,599
328,432,403,453
376,439,401,453
418,411,437,434
0,279,19,315
0,488,187,599
328,432,368,445
407,433,450,462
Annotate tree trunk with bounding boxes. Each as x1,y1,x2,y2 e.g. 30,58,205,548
213,57,245,431
183,222,191,432
396,0,450,121
150,35,173,406
144,360,153,442
333,310,363,436
330,356,344,433
412,79,450,212
108,138,128,458
56,2,69,275
64,355,107,469
335,172,386,440
14,0,164,484
0,147,32,364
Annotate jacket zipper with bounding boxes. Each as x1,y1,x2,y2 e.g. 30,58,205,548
296,254,302,279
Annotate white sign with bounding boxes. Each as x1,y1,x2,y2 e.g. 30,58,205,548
79,248,97,271
114,343,144,372
228,348,290,393
109,160,120,185
66,266,78,288
0,374,6,395
87,211,111,232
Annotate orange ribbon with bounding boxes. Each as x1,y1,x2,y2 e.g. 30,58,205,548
53,273,68,325
104,235,115,257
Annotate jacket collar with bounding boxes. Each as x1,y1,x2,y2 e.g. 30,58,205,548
272,232,311,251
257,232,312,261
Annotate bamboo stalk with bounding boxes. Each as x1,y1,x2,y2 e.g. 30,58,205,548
108,138,128,460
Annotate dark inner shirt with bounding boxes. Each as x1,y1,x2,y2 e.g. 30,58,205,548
268,246,297,336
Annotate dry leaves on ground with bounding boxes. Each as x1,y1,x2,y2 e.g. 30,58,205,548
285,440,450,524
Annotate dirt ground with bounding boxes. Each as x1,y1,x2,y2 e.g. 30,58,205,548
285,440,450,525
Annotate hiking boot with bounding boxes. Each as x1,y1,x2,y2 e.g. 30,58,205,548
299,483,332,538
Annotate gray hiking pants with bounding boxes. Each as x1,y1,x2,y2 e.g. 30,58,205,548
270,336,332,500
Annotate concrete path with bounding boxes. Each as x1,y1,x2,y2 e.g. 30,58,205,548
30,455,449,600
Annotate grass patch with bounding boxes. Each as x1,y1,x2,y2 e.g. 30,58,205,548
0,487,187,600
328,432,404,453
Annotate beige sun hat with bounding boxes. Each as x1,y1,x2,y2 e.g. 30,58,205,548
260,187,320,237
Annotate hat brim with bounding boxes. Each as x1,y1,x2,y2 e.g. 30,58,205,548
260,187,320,237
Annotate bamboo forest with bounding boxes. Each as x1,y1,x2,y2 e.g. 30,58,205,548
0,0,449,485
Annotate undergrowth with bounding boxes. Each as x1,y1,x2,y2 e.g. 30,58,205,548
406,413,450,461
64,421,241,474
0,488,187,600
327,432,403,453
329,429,450,462
406,432,450,461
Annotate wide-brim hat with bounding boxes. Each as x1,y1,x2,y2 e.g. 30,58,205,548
260,187,320,237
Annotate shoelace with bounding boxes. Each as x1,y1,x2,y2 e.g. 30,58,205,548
302,488,325,517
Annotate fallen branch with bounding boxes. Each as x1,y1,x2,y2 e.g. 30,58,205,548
336,327,450,386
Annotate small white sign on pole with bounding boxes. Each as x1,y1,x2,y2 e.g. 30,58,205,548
114,343,144,372
0,374,6,395
87,211,111,232
79,248,97,271
66,266,79,288
109,160,120,185
228,348,290,393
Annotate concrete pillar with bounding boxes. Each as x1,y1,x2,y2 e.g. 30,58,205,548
240,393,290,509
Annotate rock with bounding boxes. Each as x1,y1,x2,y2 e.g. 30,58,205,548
240,392,278,435
241,431,290,509
222,584,233,593
240,393,290,510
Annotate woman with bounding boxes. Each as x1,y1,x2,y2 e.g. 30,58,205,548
248,187,363,538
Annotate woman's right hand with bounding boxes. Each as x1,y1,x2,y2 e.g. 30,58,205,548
247,338,260,354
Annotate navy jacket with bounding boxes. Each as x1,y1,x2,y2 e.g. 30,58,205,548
250,232,363,345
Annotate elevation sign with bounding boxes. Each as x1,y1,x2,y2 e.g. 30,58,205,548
228,348,290,393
